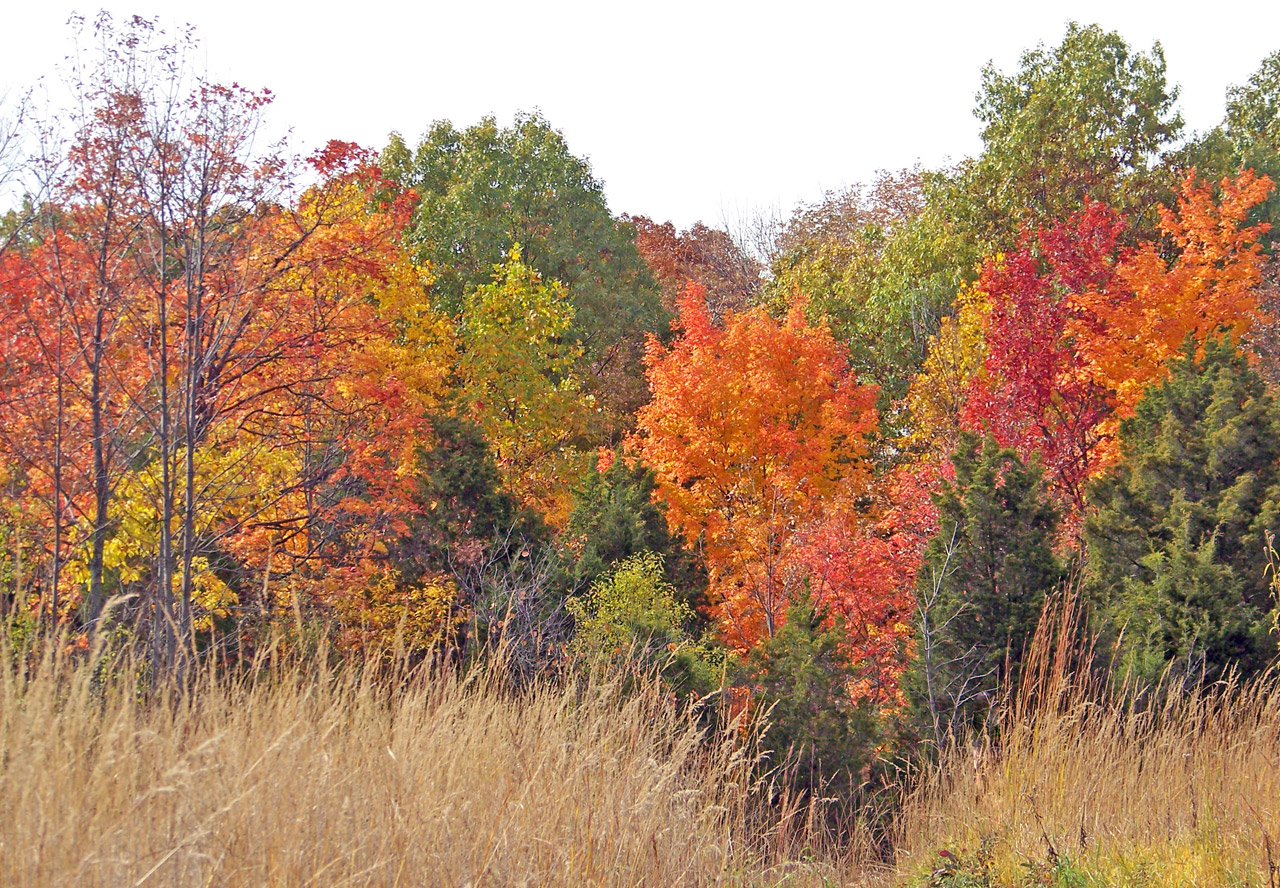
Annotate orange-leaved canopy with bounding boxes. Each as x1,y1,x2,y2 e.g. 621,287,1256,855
632,283,879,651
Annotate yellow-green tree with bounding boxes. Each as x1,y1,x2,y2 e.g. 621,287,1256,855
459,249,595,527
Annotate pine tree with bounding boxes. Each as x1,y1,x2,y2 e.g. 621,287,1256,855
1085,337,1280,682
740,587,880,799
917,432,1064,729
560,458,706,613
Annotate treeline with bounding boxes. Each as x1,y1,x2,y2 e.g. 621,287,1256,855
1,15,1279,789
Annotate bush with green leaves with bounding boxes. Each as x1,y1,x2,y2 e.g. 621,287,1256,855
566,551,722,697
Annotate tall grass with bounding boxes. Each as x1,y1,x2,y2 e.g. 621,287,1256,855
0,640,867,887
896,596,1280,887
23,596,1277,888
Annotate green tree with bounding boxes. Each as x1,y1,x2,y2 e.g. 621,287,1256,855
383,113,663,418
739,587,880,800
1084,337,1280,683
764,171,976,409
952,22,1182,250
917,433,1064,730
1226,52,1280,249
560,457,706,612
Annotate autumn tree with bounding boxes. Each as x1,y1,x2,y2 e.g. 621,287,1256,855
221,153,457,654
627,215,760,322
0,18,465,664
0,95,31,259
458,248,595,526
634,283,878,651
1069,170,1273,441
789,465,935,704
905,282,990,460
961,203,1119,512
946,172,1271,518
0,13,162,631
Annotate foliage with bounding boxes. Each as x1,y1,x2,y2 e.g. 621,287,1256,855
633,283,879,651
945,172,1271,521
1226,51,1280,249
765,169,966,408
961,203,1119,513
458,248,595,526
906,282,990,460
559,455,706,611
383,113,663,419
952,22,1182,250
1070,170,1273,437
628,214,760,322
791,465,936,705
1084,337,1280,683
397,413,549,581
567,551,723,696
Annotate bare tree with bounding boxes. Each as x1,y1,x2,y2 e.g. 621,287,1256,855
915,521,999,750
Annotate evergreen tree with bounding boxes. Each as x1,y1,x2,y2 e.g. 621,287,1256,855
740,587,879,800
916,433,1064,729
1085,337,1280,682
560,458,706,614
398,413,548,580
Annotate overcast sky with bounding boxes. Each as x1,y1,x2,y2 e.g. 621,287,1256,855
3,1,1277,229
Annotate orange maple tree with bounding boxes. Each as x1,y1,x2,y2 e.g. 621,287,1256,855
633,283,879,651
1070,170,1274,437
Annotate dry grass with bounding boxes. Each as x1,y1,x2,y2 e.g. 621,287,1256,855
28,595,1278,888
896,600,1280,888
0,640,870,887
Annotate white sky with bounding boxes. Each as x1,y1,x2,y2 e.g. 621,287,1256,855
3,1,1278,229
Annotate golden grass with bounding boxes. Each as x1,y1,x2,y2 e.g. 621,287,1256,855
896,603,1280,888
24,598,1277,888
0,642,869,887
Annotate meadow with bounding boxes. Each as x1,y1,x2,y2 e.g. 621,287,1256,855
2,621,1278,887
0,639,864,887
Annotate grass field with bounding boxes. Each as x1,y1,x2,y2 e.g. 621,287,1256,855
895,609,1280,888
2,629,1277,887
0,641,872,887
